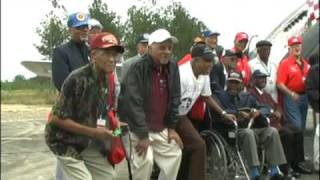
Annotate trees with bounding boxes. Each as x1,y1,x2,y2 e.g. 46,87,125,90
124,1,208,59
35,0,208,61
88,0,124,39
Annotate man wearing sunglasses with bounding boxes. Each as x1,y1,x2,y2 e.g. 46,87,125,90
52,12,91,91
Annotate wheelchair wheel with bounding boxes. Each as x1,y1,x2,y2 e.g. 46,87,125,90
200,130,228,179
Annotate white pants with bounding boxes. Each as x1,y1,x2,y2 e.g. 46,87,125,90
130,128,182,180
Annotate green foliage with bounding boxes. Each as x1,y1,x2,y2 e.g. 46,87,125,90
34,11,68,60
124,1,208,59
1,76,54,91
89,0,124,39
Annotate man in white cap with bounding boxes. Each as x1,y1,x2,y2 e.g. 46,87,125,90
118,28,182,180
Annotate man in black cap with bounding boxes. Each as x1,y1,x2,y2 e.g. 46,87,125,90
249,70,306,179
176,44,236,180
249,40,278,102
120,33,149,82
212,71,287,180
210,49,238,92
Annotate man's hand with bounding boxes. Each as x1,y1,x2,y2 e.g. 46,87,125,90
135,138,151,157
291,92,300,102
94,127,115,141
271,111,281,120
168,128,183,149
223,113,237,122
239,111,250,119
250,109,261,119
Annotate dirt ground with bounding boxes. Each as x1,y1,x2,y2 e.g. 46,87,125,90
1,104,319,180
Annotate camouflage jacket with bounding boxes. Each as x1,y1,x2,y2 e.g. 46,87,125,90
45,63,112,159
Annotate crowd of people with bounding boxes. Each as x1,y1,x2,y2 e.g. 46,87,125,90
44,12,319,180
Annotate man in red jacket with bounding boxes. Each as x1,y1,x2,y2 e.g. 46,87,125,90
233,32,251,89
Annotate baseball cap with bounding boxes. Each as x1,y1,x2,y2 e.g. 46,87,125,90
252,70,269,78
227,72,242,82
288,35,302,46
67,12,90,28
191,44,215,61
193,36,205,45
89,18,103,29
148,29,178,45
235,32,249,42
256,40,272,48
203,30,220,37
89,32,124,53
136,33,149,44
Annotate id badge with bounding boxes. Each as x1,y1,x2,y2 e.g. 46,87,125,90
97,118,106,127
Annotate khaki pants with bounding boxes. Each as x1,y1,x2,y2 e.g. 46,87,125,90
130,128,182,180
57,143,115,180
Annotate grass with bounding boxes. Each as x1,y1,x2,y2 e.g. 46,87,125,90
1,89,58,105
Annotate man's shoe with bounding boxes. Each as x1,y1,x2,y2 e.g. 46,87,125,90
291,171,301,178
292,164,312,174
270,174,286,180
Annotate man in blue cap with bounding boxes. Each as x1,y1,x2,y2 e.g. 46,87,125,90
51,12,90,180
203,30,224,64
52,12,91,91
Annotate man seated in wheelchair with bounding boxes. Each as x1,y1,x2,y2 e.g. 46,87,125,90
211,72,287,180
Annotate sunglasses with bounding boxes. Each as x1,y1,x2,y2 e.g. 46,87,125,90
75,25,89,30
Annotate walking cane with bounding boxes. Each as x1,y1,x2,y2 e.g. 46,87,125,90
119,124,133,180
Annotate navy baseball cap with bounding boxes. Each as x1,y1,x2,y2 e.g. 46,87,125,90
191,44,215,61
203,30,220,37
252,70,269,78
67,12,90,28
136,33,149,44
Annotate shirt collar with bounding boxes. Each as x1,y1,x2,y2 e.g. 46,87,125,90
255,86,264,95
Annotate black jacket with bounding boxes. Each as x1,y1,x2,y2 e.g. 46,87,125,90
210,63,226,92
52,40,89,91
118,54,181,139
306,64,319,112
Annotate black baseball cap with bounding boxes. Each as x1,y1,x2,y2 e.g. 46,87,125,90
191,44,215,61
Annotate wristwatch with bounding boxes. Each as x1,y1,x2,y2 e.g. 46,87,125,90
221,110,227,116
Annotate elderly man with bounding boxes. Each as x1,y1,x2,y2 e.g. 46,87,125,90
118,29,182,180
249,70,307,178
212,72,286,180
249,40,279,102
45,32,125,180
120,33,149,82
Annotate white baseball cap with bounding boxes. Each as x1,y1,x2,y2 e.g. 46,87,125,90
89,18,103,29
148,28,178,45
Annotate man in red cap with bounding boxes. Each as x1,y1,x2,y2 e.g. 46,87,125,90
233,32,252,89
276,35,312,174
45,32,124,180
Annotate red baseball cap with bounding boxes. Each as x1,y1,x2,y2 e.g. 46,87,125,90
288,35,302,46
235,32,249,42
90,32,124,53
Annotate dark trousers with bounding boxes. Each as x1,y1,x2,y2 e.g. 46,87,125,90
176,116,206,180
279,124,305,174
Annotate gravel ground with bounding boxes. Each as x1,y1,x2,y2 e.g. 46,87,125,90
1,104,318,180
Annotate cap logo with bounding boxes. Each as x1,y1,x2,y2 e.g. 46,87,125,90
102,34,117,44
76,13,86,21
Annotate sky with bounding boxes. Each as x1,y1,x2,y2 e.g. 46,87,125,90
1,0,306,81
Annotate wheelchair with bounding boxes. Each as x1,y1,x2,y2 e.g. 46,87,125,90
201,112,270,180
